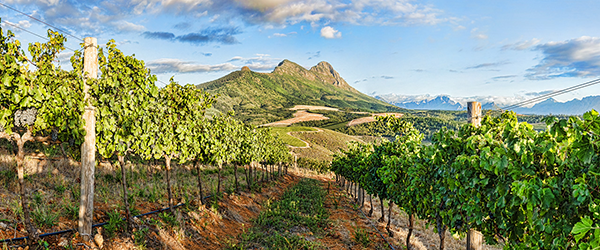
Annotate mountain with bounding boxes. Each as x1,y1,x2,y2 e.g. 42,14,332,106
377,95,463,110
514,96,600,115
376,93,600,115
198,60,400,124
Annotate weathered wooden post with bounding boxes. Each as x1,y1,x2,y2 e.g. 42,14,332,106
467,101,483,250
79,37,97,242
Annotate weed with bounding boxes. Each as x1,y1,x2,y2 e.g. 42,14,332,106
353,228,370,248
70,185,80,202
63,202,78,220
233,178,329,249
37,239,50,250
158,212,178,227
104,209,124,238
0,170,15,188
53,183,67,195
32,191,43,205
9,200,22,218
133,227,149,248
32,206,58,228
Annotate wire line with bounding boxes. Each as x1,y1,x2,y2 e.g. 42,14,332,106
0,2,84,42
1,20,79,52
500,78,600,110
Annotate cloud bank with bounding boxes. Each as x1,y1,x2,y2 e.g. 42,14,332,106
2,0,451,36
527,36,600,80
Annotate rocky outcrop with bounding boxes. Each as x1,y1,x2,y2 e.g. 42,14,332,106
309,61,356,92
272,60,358,93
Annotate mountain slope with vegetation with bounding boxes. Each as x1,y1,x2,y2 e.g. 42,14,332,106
197,60,401,125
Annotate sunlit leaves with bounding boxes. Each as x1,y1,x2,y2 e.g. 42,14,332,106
332,109,600,249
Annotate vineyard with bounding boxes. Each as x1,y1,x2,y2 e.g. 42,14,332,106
0,23,295,247
332,111,600,249
3,17,600,250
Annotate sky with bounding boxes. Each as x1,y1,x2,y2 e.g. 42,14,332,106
2,0,600,104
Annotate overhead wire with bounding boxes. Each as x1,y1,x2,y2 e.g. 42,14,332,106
500,78,600,111
0,2,84,42
1,19,80,52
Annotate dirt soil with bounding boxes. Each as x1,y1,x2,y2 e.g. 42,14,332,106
263,110,329,126
1,163,503,250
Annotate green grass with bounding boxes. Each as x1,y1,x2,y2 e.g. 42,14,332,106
267,126,317,147
230,178,331,250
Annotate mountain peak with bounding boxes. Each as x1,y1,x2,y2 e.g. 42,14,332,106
272,59,309,75
309,61,357,93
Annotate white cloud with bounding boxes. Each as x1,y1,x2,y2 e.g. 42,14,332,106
149,53,281,73
114,21,145,32
0,19,32,31
5,0,452,36
527,36,600,80
147,58,239,73
320,26,341,39
269,31,296,38
502,38,540,50
470,28,487,40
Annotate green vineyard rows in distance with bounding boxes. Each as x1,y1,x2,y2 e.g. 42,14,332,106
268,126,317,147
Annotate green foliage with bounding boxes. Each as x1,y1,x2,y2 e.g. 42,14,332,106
158,211,178,227
294,110,369,129
268,126,316,147
337,115,461,141
353,228,370,248
233,178,329,249
297,158,330,173
32,205,58,228
332,110,600,249
105,209,125,238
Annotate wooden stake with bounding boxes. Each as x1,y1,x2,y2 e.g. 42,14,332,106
79,37,97,242
467,102,482,127
466,101,483,250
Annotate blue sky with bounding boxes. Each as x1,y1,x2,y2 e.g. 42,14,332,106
2,0,600,103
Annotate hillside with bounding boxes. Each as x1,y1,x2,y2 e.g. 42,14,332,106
197,60,401,125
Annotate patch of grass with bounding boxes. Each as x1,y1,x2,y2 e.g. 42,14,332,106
104,209,125,238
353,228,370,248
53,183,67,195
63,202,78,220
267,126,317,147
158,211,178,228
0,169,15,188
133,227,149,249
231,178,330,249
32,205,59,228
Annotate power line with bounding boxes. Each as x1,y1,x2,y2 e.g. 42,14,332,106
500,78,600,111
1,19,80,52
0,2,84,42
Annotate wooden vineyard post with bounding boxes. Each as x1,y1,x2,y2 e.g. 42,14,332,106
467,101,483,250
79,37,97,242
467,101,482,127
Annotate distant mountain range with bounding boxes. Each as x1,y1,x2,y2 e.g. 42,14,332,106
376,94,600,115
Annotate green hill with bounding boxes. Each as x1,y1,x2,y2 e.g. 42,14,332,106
197,60,401,125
